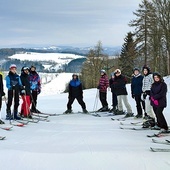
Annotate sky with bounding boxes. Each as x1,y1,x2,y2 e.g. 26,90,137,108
0,0,141,48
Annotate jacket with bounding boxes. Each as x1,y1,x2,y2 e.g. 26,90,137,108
98,74,109,93
29,71,41,91
20,72,31,95
142,73,154,92
150,81,167,108
131,74,143,95
112,75,128,96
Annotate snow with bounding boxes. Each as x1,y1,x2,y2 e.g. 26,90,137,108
0,74,170,170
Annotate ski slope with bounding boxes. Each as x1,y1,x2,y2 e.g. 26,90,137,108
0,74,170,170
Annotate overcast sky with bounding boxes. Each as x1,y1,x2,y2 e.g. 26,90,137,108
0,0,141,48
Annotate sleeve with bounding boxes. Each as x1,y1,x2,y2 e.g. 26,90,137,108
105,77,109,88
152,83,167,100
0,75,4,94
131,79,134,94
37,75,41,90
6,76,11,90
68,84,72,97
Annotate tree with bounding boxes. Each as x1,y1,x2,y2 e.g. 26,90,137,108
119,32,137,81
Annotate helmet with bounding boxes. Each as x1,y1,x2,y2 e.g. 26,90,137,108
100,69,106,74
133,67,140,72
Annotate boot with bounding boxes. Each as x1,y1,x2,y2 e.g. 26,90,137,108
14,110,21,120
82,109,88,114
0,119,5,124
100,106,109,112
114,110,125,115
64,109,72,114
6,109,13,120
124,112,134,118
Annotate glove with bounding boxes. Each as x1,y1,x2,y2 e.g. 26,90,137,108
131,94,135,99
151,97,159,106
143,93,147,100
21,90,26,94
12,85,15,90
37,89,41,95
2,92,5,96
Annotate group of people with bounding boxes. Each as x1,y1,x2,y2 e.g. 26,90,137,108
65,65,168,131
0,64,41,124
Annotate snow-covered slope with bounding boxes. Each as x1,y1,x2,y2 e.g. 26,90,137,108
0,75,170,170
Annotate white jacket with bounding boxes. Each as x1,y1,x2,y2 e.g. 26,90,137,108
142,74,154,92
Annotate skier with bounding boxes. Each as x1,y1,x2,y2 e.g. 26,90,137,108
6,64,23,120
109,72,118,113
112,69,133,117
64,74,88,114
97,69,109,112
150,72,168,131
0,73,5,124
141,65,156,128
131,67,145,118
20,66,32,118
29,65,41,113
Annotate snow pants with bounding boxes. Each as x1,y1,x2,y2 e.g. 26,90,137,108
134,94,145,116
99,92,108,107
67,96,86,110
117,95,132,113
31,91,38,111
144,95,155,118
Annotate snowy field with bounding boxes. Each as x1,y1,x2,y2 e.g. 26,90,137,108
0,74,170,170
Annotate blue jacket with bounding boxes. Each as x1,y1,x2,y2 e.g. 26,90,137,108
131,74,143,95
6,71,22,91
29,71,41,91
69,79,83,98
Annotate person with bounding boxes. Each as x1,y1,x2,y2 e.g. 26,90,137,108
97,69,109,112
112,69,133,117
142,65,156,128
109,72,118,113
20,66,31,118
29,65,41,113
0,73,5,124
64,74,88,114
150,72,168,131
131,67,145,118
6,64,23,120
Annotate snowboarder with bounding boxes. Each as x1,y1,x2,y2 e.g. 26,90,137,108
97,69,109,112
29,65,41,113
112,69,133,117
109,72,118,113
64,74,88,114
131,67,145,118
150,72,168,131
20,66,31,118
5,64,23,120
142,65,155,120
0,73,5,124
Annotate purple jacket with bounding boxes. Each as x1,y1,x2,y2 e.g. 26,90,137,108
150,81,167,108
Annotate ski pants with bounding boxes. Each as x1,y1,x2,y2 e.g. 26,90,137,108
99,92,108,107
153,107,168,130
31,91,38,111
111,92,118,107
117,95,132,113
134,94,145,116
21,95,31,117
6,90,19,112
67,96,86,110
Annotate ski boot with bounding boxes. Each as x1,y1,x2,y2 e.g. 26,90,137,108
114,110,125,115
6,109,13,120
64,109,72,114
124,112,134,118
0,119,5,124
14,110,22,120
82,109,88,114
100,106,109,112
142,117,155,128
134,114,142,119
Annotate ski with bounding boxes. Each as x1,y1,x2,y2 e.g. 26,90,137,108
16,120,29,125
150,147,170,152
35,112,57,116
152,139,170,145
0,136,6,140
111,117,126,121
10,121,24,127
120,126,150,130
31,116,50,122
31,113,49,118
120,122,142,126
0,125,13,131
147,132,170,138
21,118,39,123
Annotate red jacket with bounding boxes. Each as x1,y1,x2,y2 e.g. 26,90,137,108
98,75,109,92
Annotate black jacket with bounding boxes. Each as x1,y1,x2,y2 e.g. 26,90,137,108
20,72,31,95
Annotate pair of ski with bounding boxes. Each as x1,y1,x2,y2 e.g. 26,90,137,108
0,136,6,140
150,139,170,152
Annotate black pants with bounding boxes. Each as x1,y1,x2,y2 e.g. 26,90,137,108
7,90,19,111
134,94,145,116
153,107,168,130
31,91,38,111
0,96,2,111
111,92,117,107
67,96,86,110
99,92,108,107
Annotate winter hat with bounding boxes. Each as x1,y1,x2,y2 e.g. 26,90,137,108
100,69,106,74
114,69,121,74
72,73,78,78
30,65,36,70
142,65,151,73
9,64,17,69
110,72,115,77
133,67,140,72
